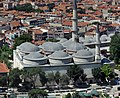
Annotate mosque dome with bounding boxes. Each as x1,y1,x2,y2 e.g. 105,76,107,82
61,39,73,47
48,51,71,59
17,42,40,53
84,37,92,43
100,35,108,42
65,41,87,51
23,52,47,65
48,51,72,64
41,42,64,52
79,37,84,43
59,38,68,43
72,49,94,58
23,52,46,60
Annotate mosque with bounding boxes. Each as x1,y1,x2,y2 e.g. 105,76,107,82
13,0,113,82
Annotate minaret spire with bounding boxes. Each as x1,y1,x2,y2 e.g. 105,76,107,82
72,0,79,42
95,23,101,62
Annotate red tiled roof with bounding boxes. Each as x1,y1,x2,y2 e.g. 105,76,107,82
0,63,9,73
10,21,21,27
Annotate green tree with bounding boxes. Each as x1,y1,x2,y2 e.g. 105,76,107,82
110,34,120,64
46,72,55,85
15,3,33,12
22,67,45,89
28,89,48,98
65,93,71,98
55,71,61,85
0,45,13,68
0,75,7,86
92,67,101,82
101,64,112,78
60,74,70,86
13,34,32,49
9,68,22,87
67,65,87,84
72,92,80,98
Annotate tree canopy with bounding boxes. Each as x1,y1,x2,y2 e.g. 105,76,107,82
15,3,43,13
9,68,22,87
28,89,48,98
0,45,13,68
110,33,120,64
67,65,87,85
22,67,47,88
13,34,32,49
92,64,114,84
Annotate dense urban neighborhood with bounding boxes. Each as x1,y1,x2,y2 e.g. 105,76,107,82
0,0,120,98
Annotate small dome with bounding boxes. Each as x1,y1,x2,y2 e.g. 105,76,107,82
66,41,87,51
48,51,71,59
61,39,73,47
41,42,64,52
84,38,92,43
72,49,94,58
79,37,84,42
89,48,95,55
17,42,39,53
90,37,96,43
59,38,68,43
23,52,46,60
100,35,108,42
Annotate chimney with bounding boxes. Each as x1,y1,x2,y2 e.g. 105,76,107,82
95,23,101,62
72,0,79,42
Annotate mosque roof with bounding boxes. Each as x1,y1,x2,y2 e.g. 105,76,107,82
72,49,94,58
48,51,72,59
41,42,64,52
17,42,40,53
65,41,87,51
23,52,47,60
59,38,68,43
100,34,108,42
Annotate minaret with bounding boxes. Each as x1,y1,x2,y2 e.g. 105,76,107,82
72,0,79,42
95,23,101,62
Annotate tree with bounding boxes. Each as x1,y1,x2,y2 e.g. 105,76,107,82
110,34,120,64
9,68,22,87
92,67,101,82
0,45,13,69
72,92,80,98
28,89,48,98
60,74,70,86
46,72,55,85
22,67,45,89
65,93,71,98
0,75,7,87
15,3,34,12
13,34,32,49
67,65,87,85
101,64,114,82
55,71,61,85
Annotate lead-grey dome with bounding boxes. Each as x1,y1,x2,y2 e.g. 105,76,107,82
72,49,94,58
23,52,47,60
65,41,87,51
48,51,72,59
41,42,64,52
100,35,108,42
59,38,68,43
17,42,40,53
79,37,84,43
61,39,73,47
